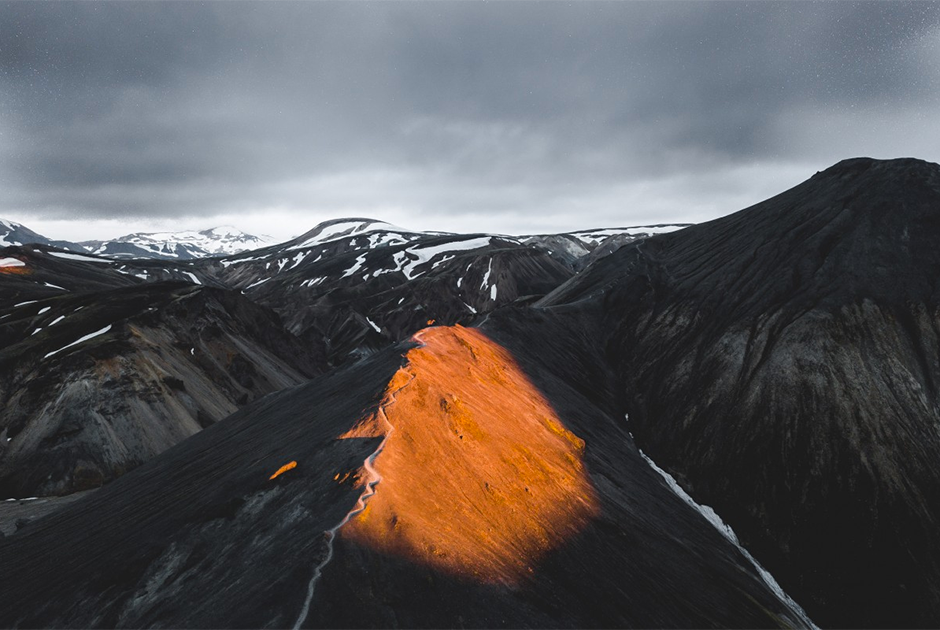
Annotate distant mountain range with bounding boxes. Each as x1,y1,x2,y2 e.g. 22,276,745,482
0,220,275,260
0,217,688,263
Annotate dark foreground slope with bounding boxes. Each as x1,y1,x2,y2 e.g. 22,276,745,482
544,157,940,627
0,326,810,629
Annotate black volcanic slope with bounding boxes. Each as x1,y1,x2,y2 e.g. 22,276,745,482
543,157,940,627
0,329,809,629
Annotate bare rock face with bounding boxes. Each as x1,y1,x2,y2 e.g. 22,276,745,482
0,283,324,497
544,157,940,628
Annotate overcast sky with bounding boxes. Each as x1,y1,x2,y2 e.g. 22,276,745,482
1,1,939,241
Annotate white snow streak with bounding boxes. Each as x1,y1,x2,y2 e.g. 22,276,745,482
633,427,816,629
245,277,270,289
341,254,368,279
0,257,25,268
480,258,492,290
44,325,112,359
366,317,382,333
396,237,492,280
182,271,202,285
48,251,110,264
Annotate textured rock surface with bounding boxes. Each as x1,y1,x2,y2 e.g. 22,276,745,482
0,331,808,628
0,283,323,497
543,157,940,627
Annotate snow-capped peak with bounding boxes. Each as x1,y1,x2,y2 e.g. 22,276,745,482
287,218,419,251
1,218,83,250
82,226,275,260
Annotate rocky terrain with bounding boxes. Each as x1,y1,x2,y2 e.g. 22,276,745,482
542,157,940,628
1,157,939,628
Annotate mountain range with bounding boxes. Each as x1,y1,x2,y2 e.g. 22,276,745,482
1,221,275,260
2,157,939,628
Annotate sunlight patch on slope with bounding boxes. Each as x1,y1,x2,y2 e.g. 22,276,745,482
340,325,599,585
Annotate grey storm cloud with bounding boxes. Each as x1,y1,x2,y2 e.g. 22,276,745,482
1,1,939,233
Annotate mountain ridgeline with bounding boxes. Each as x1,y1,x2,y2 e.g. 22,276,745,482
1,158,939,628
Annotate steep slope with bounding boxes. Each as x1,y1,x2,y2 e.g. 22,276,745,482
543,157,940,628
0,325,810,628
0,282,323,498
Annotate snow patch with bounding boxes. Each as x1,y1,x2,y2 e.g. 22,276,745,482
0,257,25,268
634,427,816,629
48,251,110,264
245,277,270,289
366,317,382,333
396,237,492,280
480,258,493,290
341,254,368,279
44,324,112,359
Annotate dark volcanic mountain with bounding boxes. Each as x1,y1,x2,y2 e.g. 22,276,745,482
1,158,938,628
0,281,323,498
543,157,940,627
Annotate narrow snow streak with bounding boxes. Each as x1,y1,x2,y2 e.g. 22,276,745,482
44,325,112,359
292,367,418,630
47,251,110,264
633,429,816,629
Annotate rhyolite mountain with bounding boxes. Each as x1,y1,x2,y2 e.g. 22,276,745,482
1,157,939,628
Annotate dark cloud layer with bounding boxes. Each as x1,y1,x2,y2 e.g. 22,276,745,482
1,1,938,237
